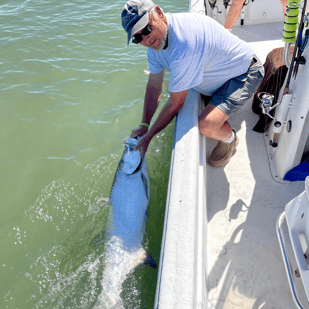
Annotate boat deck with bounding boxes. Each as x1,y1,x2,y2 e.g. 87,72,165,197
206,22,307,308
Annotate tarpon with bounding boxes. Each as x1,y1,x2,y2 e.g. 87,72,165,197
95,137,157,308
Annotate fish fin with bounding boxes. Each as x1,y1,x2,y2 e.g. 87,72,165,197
142,251,157,269
144,208,148,221
141,172,149,201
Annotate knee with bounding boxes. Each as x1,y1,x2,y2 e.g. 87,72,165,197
198,117,216,139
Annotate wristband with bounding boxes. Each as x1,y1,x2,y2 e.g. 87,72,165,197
140,122,150,129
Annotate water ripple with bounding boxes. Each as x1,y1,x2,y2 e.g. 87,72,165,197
0,0,188,308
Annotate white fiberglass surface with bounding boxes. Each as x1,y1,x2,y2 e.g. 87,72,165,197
205,22,307,308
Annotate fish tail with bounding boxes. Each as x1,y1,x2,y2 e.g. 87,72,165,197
142,250,157,269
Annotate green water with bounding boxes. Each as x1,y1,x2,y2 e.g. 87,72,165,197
0,0,189,308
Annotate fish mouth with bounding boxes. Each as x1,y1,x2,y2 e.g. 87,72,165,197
121,138,142,174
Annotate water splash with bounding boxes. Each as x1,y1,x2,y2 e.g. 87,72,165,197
94,236,144,309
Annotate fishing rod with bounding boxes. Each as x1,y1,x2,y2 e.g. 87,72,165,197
241,0,250,25
292,17,309,78
270,0,308,147
204,0,208,15
283,0,307,91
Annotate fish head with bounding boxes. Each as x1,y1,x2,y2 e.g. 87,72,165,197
119,138,142,175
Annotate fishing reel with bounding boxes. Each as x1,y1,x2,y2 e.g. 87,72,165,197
258,92,279,119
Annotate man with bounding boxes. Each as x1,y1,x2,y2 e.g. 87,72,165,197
121,0,264,166
224,0,287,30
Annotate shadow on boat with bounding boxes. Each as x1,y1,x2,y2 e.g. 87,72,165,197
205,100,306,308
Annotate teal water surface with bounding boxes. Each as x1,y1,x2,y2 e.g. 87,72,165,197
0,0,189,308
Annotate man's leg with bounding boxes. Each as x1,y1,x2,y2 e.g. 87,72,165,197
198,104,231,140
199,54,264,166
280,0,287,15
198,104,238,166
224,0,246,30
225,0,287,30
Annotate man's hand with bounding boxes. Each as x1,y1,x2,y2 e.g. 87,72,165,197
134,133,151,159
130,125,148,139
132,89,189,158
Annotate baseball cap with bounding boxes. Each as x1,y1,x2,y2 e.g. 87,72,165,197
121,0,155,44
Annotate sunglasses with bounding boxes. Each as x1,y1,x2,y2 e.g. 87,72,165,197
132,24,152,44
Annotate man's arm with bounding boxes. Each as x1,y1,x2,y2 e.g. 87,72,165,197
135,89,189,157
131,69,165,138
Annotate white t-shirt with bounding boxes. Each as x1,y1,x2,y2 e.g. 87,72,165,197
147,13,254,96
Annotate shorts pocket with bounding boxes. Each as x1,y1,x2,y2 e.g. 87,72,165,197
250,60,265,78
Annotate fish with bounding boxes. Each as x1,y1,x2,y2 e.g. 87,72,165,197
95,137,157,309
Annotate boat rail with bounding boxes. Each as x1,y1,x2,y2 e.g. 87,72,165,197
154,90,208,309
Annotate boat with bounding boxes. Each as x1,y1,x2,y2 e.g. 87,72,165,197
154,0,309,308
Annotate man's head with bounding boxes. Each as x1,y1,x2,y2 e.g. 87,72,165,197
122,0,168,51
121,0,155,45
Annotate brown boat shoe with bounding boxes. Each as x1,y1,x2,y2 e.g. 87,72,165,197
208,130,239,167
